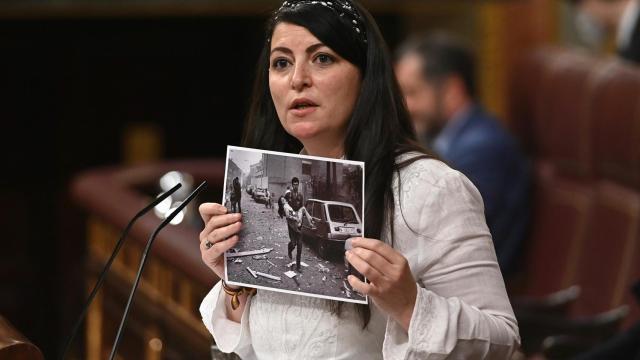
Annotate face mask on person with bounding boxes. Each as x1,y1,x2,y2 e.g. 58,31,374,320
574,10,608,48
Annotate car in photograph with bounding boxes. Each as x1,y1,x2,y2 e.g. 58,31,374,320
299,199,362,259
252,188,269,204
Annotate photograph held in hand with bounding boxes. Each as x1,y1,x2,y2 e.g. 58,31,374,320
222,146,367,304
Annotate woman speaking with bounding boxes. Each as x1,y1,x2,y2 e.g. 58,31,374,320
197,0,520,358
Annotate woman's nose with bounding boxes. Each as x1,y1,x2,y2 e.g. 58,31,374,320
290,63,312,90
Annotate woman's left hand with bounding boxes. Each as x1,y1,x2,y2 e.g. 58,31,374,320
346,237,417,332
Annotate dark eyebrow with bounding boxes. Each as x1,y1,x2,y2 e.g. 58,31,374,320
270,43,327,56
270,46,293,56
306,43,325,54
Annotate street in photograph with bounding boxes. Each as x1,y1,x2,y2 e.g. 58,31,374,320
222,146,366,303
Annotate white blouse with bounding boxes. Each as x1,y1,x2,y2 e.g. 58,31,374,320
200,155,520,359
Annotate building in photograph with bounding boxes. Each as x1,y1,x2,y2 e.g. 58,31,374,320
252,153,363,216
307,160,363,218
226,159,244,187
260,154,307,200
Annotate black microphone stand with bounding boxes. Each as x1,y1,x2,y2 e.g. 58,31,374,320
109,180,208,360
61,183,182,359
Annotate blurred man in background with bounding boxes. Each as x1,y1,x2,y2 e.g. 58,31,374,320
570,0,640,63
394,33,531,276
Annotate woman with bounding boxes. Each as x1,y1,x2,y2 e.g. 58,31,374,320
198,0,520,358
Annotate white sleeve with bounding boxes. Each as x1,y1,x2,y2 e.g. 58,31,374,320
382,168,520,359
199,281,256,359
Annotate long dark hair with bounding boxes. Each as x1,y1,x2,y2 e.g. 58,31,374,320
242,0,432,328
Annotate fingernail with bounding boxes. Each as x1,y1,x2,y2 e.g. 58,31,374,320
345,250,352,257
345,238,354,250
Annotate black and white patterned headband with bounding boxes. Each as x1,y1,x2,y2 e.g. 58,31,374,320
274,0,368,45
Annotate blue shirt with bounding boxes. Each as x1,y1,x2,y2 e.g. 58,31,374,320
431,105,531,275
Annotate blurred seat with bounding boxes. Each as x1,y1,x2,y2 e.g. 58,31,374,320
570,181,639,318
572,184,638,314
509,48,640,357
516,181,638,355
588,60,640,333
509,49,554,155
510,48,602,173
508,48,599,354
532,50,601,179
510,175,592,356
590,60,640,190
536,181,640,357
511,48,598,301
516,176,592,300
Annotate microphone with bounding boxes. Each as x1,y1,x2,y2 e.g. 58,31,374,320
109,180,208,360
61,182,182,359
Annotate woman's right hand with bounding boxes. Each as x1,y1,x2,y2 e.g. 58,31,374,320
198,203,242,279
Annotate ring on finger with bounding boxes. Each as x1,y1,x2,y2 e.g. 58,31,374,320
204,240,214,249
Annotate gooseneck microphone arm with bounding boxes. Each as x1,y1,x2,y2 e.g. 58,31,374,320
61,182,182,359
109,180,208,360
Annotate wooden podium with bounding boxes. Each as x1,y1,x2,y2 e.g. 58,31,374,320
71,159,225,360
0,315,44,360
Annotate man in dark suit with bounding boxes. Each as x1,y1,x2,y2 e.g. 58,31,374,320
395,33,531,275
570,0,640,63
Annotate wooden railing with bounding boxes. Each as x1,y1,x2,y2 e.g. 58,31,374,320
71,159,225,359
0,315,44,360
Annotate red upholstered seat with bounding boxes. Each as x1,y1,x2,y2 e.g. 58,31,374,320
570,181,640,317
590,61,640,191
509,47,640,356
587,61,640,328
521,174,593,297
509,48,555,154
531,50,602,178
511,48,601,298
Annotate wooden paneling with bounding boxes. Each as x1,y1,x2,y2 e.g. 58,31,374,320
72,160,225,358
86,216,212,359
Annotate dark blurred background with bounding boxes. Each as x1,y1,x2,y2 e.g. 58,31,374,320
1,0,639,359
0,2,407,358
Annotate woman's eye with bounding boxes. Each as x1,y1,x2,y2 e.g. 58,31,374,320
315,54,334,65
272,58,290,69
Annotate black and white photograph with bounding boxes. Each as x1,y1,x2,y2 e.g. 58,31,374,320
222,146,366,304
